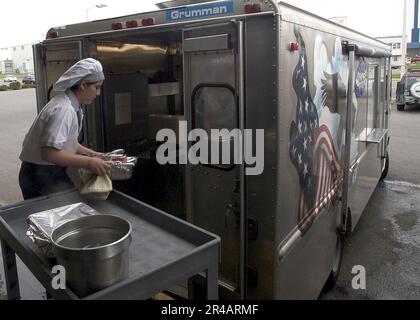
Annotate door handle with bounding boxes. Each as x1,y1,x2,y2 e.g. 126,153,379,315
225,204,239,230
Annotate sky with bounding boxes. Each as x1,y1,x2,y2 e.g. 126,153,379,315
0,0,412,57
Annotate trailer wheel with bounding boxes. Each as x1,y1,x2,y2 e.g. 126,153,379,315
397,104,405,111
323,234,344,291
380,151,389,180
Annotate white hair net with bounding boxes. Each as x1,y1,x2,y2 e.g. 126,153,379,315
53,58,104,92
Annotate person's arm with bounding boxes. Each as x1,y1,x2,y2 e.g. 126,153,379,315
42,147,111,175
77,143,96,156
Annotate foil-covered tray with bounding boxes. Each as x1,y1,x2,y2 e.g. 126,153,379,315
91,149,137,181
26,203,99,258
109,161,136,180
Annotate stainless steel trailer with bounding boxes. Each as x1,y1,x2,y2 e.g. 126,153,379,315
32,0,391,299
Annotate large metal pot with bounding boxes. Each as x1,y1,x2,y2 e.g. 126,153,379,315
51,215,132,297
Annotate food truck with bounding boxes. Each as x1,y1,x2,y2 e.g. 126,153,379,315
31,0,391,299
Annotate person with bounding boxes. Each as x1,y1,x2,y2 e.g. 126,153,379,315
19,58,111,200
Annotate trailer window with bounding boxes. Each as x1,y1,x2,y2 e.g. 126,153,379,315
192,84,237,170
192,84,237,135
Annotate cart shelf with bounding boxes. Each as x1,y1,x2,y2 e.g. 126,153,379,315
0,190,220,300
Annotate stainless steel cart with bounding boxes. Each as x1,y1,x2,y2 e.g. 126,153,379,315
0,190,220,300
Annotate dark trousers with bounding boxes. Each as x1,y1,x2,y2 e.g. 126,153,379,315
18,162,74,200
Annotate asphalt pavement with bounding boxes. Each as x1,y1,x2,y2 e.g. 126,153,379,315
0,89,36,205
0,85,420,300
320,176,420,299
0,89,40,300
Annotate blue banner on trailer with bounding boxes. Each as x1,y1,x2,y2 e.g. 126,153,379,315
165,0,234,22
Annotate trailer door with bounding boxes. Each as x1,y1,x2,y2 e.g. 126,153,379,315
33,41,83,110
183,22,245,298
33,41,86,144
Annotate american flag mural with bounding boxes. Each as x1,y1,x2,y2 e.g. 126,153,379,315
289,29,343,235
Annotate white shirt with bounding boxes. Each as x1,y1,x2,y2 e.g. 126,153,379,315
20,90,83,165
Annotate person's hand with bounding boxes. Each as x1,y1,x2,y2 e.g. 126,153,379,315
87,157,111,175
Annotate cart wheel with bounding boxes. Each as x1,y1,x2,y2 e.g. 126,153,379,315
380,151,389,180
397,104,405,111
323,234,344,291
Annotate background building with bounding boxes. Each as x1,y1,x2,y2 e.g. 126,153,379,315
10,43,34,74
376,36,407,69
0,47,10,60
0,47,13,74
0,60,14,74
